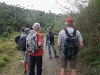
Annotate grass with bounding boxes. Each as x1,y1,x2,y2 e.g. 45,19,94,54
0,32,19,72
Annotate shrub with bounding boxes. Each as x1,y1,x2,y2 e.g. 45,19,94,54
3,55,10,62
5,26,13,33
0,60,6,68
2,32,9,37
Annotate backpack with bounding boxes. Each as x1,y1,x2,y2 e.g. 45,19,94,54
26,30,39,53
17,34,26,51
63,28,79,58
15,35,20,44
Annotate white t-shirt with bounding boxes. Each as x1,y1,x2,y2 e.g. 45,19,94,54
58,27,83,46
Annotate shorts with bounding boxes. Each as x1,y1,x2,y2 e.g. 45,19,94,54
23,51,30,62
61,55,76,69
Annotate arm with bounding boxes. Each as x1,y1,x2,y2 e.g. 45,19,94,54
79,41,83,49
53,32,59,35
77,31,84,49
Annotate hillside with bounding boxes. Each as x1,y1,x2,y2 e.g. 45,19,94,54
0,2,65,34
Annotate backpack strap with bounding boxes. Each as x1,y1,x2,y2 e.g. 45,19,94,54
73,29,76,36
64,28,71,37
64,28,76,37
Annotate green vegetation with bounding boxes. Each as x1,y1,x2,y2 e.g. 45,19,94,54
0,0,100,75
0,33,18,71
0,2,65,34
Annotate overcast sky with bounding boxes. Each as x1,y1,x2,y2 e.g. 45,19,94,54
0,0,65,14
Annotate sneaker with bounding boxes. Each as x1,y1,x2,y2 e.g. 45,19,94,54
21,60,24,63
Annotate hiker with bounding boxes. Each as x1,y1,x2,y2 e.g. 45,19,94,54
58,18,83,75
27,23,44,75
18,27,26,63
14,27,26,62
46,27,59,59
15,27,30,73
22,28,30,74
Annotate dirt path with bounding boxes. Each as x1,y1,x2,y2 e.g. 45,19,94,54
42,46,61,75
0,39,82,75
42,44,82,75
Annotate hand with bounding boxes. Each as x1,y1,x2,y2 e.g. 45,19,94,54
27,51,31,56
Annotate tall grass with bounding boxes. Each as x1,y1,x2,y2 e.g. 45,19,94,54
0,32,18,69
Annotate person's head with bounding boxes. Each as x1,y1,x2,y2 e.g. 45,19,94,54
32,23,41,31
47,27,52,32
65,18,75,27
21,27,26,32
24,28,30,34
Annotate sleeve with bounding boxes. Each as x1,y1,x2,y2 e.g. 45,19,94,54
37,33,43,42
53,32,59,35
77,31,83,42
58,31,62,45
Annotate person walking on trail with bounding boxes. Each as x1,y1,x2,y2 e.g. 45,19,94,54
58,18,83,75
46,27,59,59
22,28,30,74
17,27,26,62
15,27,30,74
27,23,44,75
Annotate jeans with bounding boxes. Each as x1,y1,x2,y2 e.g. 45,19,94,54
28,56,42,75
47,43,57,58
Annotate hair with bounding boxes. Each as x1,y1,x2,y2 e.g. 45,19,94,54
21,27,26,32
47,27,51,31
32,23,41,30
24,28,30,33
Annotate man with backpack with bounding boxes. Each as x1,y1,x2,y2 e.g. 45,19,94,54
27,23,44,75
58,18,83,75
15,27,30,74
22,28,30,74
15,27,26,63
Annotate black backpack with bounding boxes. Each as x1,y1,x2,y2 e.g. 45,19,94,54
17,35,26,51
15,35,20,44
63,28,79,58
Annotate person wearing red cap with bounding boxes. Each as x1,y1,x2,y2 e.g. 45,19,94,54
58,18,83,75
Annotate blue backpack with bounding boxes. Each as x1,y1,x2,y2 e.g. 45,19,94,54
63,28,79,58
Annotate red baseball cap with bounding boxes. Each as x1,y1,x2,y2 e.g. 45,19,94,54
65,18,74,23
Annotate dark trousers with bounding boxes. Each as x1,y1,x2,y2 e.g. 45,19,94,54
29,56,42,75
